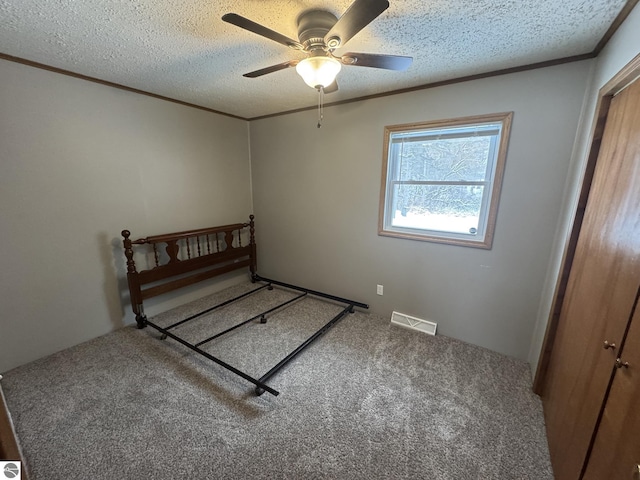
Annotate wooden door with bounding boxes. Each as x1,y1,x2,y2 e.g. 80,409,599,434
583,294,640,480
542,78,640,479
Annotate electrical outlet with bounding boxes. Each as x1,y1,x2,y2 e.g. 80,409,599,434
377,284,384,295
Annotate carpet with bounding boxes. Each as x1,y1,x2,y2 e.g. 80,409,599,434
2,281,553,479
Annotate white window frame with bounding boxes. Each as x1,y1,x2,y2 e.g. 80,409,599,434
378,112,513,249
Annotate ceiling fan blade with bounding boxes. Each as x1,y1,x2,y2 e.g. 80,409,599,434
340,52,412,70
324,0,390,49
243,60,299,78
324,80,339,94
222,13,304,50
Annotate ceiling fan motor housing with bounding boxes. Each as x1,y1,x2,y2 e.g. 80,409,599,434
297,10,339,51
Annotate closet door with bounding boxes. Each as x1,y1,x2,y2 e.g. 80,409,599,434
583,295,640,480
542,78,640,479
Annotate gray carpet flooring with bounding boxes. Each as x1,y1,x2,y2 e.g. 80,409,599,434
2,281,553,479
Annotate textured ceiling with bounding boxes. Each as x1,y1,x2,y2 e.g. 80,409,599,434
0,0,630,118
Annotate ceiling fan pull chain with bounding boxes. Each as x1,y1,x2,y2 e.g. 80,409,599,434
317,86,324,128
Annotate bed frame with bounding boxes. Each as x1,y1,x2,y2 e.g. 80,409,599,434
122,215,368,396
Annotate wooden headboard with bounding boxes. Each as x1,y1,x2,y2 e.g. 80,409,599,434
122,215,256,327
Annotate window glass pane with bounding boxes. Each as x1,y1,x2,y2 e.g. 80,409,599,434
391,183,483,235
395,135,492,182
380,113,512,248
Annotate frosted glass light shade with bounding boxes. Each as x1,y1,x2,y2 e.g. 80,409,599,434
296,56,341,89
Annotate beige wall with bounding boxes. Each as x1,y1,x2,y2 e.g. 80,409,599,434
0,59,252,372
249,61,591,360
528,4,640,374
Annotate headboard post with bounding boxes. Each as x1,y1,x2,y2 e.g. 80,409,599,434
121,230,147,328
122,230,136,274
249,215,257,280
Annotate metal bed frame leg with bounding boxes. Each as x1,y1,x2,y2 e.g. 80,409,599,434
135,305,148,329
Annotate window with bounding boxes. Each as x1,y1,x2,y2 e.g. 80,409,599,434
379,112,512,248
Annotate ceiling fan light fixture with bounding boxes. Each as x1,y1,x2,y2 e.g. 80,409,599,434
296,56,342,89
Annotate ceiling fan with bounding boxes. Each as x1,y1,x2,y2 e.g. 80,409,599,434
222,0,413,94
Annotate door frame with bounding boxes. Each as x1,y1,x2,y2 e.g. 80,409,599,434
533,52,640,394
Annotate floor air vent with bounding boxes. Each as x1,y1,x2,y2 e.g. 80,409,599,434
390,311,437,335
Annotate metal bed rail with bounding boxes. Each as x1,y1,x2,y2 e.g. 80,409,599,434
142,275,368,396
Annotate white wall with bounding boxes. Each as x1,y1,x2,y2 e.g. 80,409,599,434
528,4,640,375
0,59,252,372
249,60,591,361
